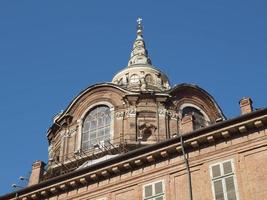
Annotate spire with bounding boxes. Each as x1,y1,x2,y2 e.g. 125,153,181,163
112,18,170,91
127,17,152,66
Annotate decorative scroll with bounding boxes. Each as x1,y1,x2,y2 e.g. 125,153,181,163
158,108,166,117
158,108,179,119
167,111,179,120
115,111,124,119
125,107,136,117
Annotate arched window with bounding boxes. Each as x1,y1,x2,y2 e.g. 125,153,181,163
82,105,111,150
118,78,123,85
145,74,153,84
130,74,140,84
182,106,207,129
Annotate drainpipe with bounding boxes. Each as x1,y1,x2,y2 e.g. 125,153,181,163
156,102,160,142
180,135,193,200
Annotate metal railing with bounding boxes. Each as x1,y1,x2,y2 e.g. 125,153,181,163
42,136,134,180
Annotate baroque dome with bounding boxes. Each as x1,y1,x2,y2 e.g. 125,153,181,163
112,18,170,92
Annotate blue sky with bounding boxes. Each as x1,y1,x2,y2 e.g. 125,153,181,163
0,0,266,195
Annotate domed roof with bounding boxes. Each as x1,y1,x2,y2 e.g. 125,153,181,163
112,18,170,92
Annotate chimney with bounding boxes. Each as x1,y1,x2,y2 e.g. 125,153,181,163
28,160,45,186
180,114,194,134
239,97,253,115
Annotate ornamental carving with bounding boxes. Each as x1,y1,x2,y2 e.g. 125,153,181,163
158,108,166,117
167,111,179,119
125,107,136,117
158,108,179,119
69,127,78,135
64,126,78,138
138,123,157,141
115,111,124,119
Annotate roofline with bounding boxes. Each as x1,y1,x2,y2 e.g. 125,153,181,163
46,83,139,137
169,83,226,120
2,107,267,199
56,83,136,122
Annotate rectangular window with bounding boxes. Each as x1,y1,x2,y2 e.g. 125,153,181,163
143,180,165,200
210,160,238,200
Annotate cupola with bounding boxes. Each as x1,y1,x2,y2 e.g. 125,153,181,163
112,18,170,92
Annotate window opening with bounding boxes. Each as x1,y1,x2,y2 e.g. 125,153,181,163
82,105,111,150
143,180,165,200
210,160,238,200
182,106,207,129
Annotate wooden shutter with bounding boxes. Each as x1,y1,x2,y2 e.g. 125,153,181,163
144,184,153,198
225,176,237,200
212,164,221,178
211,160,238,200
223,161,232,175
154,182,163,195
143,181,164,200
213,179,225,200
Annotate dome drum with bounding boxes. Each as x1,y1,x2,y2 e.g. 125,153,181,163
112,65,170,92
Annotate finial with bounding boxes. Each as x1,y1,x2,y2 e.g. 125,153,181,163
137,17,143,36
127,17,152,66
137,17,142,25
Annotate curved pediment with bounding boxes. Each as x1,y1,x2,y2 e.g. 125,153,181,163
168,83,226,123
47,83,136,140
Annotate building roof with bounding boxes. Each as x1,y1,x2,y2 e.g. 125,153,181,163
1,107,266,200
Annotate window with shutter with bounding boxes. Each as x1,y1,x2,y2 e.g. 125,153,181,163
210,160,239,200
143,180,165,200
